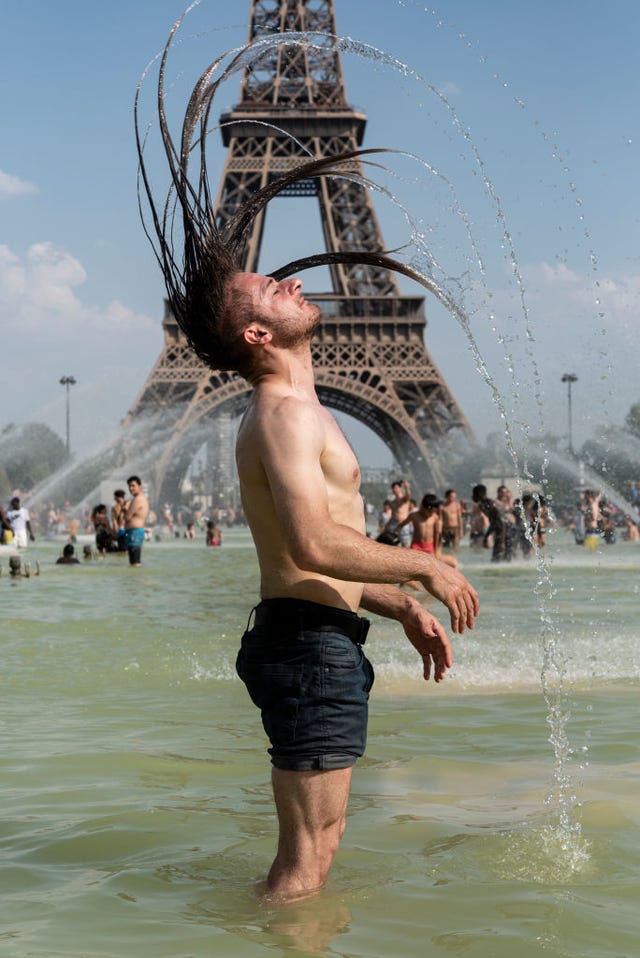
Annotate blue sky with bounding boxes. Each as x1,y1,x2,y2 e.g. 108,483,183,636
1,0,638,468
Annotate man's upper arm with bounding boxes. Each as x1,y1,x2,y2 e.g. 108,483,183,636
256,398,331,558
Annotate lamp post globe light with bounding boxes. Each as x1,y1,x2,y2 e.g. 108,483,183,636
59,375,77,458
561,373,578,455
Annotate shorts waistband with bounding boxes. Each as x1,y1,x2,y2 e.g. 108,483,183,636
253,598,369,646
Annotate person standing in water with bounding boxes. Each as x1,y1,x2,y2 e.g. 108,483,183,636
136,26,480,900
111,489,128,553
440,488,464,551
232,270,477,899
395,493,460,588
6,497,35,548
124,476,149,567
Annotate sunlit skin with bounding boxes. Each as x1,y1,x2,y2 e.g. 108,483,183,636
232,271,480,899
440,490,464,549
125,479,149,531
388,479,412,527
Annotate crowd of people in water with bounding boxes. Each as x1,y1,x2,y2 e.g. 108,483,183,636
2,475,639,568
0,478,248,567
374,478,640,563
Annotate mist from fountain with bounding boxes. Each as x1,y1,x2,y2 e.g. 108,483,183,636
25,409,220,519
545,448,639,519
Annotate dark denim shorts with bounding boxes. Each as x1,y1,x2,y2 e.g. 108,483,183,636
236,599,375,771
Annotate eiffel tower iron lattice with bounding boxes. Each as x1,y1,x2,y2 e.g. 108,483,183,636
127,0,472,505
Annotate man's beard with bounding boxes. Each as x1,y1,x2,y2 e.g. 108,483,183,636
272,303,322,350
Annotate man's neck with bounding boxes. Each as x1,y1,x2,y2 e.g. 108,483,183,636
249,343,316,396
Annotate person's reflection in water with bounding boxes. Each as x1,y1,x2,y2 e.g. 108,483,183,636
258,892,352,955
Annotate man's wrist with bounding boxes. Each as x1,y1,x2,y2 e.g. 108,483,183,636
397,592,420,626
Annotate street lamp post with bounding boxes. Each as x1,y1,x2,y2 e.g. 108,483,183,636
59,375,77,458
561,373,578,455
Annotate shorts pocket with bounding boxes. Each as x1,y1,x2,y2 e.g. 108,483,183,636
322,637,363,672
236,646,305,746
262,694,299,747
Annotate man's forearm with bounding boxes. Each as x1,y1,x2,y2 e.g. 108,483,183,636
359,583,418,622
287,516,478,634
292,520,440,584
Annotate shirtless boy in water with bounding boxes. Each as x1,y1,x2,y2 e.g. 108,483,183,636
396,493,459,575
397,494,442,555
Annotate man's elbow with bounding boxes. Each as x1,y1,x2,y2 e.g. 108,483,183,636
289,535,328,573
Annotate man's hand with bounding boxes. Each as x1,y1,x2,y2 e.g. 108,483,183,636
420,559,479,634
400,602,452,682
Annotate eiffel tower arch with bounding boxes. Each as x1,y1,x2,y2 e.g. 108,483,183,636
127,0,472,506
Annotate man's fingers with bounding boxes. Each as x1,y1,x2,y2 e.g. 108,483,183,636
471,587,480,616
423,655,431,681
449,589,478,634
463,593,475,629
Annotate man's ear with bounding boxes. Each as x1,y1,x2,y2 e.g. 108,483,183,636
243,324,272,345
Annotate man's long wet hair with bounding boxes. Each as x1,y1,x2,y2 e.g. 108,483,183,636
135,10,440,373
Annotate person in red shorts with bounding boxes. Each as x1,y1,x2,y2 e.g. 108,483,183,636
397,494,459,569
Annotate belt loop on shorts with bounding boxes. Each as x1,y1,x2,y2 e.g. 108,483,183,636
245,605,258,633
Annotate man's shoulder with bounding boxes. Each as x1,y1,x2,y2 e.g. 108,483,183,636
254,386,318,414
245,389,323,439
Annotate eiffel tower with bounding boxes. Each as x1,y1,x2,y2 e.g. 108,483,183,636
126,0,472,506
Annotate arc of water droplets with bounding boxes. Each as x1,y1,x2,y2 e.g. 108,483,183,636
335,35,545,447
391,3,594,866
140,6,591,867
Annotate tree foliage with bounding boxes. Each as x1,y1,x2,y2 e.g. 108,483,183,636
625,402,640,439
0,423,66,492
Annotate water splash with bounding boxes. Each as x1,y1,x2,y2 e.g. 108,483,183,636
493,825,591,884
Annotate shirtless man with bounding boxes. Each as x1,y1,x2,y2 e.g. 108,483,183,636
124,476,149,567
137,33,478,897
440,489,464,551
227,271,479,898
385,478,413,546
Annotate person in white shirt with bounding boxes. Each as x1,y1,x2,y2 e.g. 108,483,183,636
6,497,35,548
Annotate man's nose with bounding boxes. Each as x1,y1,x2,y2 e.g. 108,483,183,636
284,277,302,293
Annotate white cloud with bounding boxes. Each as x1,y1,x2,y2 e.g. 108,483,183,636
0,169,38,199
589,274,640,317
0,245,25,299
527,260,640,327
0,241,160,451
538,261,581,284
0,241,154,335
